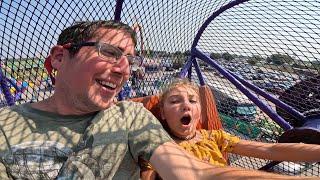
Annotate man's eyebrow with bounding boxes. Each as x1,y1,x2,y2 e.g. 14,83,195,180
117,46,134,56
117,46,125,53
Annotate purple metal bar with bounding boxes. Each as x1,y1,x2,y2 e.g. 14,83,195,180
6,77,25,101
179,56,194,78
6,77,20,91
193,48,292,130
191,0,248,49
114,0,127,99
187,66,192,81
192,59,205,86
229,70,306,122
0,68,15,106
114,0,125,21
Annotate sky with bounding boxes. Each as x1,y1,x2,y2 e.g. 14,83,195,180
1,0,320,63
196,0,320,62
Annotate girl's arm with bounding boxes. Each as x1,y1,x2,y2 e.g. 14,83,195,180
232,140,320,162
151,142,310,179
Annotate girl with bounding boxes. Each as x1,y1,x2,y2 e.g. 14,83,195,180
140,78,320,179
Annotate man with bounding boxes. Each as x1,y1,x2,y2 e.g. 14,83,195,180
0,20,303,180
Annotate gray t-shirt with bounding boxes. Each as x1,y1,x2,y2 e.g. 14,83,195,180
0,101,171,179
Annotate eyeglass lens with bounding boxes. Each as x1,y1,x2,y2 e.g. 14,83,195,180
98,43,123,60
98,43,143,66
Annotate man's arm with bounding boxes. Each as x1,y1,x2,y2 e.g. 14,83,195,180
150,142,310,180
233,140,320,162
0,162,10,180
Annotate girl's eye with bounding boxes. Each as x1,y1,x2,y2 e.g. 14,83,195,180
170,100,179,104
190,99,198,103
169,98,181,104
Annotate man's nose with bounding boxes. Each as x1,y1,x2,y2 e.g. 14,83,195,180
110,56,129,74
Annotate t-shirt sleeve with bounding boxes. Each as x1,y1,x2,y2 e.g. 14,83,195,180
210,130,240,153
127,102,172,162
0,115,10,180
0,161,11,179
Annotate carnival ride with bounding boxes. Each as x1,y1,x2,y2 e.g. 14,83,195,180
0,0,319,177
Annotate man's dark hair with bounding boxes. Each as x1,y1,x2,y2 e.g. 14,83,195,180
57,20,137,55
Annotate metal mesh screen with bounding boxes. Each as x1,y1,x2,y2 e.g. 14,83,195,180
192,0,320,175
1,0,319,177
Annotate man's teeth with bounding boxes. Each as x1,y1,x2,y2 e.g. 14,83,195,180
97,80,116,88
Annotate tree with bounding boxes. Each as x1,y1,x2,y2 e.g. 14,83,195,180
172,51,186,69
248,55,264,65
221,52,234,61
173,51,182,56
266,54,294,65
198,59,207,67
292,63,306,69
172,58,185,69
247,58,257,66
210,53,221,60
311,61,320,71
184,50,191,56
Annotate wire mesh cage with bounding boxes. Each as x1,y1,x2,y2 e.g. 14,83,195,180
1,0,319,177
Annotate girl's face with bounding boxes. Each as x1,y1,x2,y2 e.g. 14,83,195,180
161,85,201,139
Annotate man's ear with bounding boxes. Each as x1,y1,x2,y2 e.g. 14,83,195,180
160,106,165,120
50,45,64,70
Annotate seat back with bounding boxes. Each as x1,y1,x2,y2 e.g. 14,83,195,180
198,85,223,130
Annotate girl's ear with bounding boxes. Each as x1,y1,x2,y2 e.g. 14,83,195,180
50,45,64,70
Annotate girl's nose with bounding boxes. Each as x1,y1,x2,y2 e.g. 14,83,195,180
182,101,191,111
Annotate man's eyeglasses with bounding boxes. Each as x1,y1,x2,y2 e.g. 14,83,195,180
63,42,143,66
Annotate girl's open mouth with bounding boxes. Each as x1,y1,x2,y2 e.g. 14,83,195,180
180,115,191,125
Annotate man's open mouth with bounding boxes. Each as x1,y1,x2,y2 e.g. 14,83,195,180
180,115,191,125
96,80,116,90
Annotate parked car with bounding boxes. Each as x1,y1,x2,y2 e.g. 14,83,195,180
234,103,257,122
211,87,257,122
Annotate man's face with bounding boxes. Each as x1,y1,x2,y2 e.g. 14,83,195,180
56,28,134,112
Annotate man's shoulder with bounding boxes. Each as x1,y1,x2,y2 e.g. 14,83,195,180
116,100,143,107
0,104,38,139
103,100,145,113
0,105,29,152
0,105,24,123
102,101,149,119
0,104,20,112
96,100,160,128
92,101,146,125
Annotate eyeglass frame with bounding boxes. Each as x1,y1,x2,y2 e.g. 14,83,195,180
62,42,143,65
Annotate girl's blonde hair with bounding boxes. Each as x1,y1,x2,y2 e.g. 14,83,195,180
160,78,199,107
